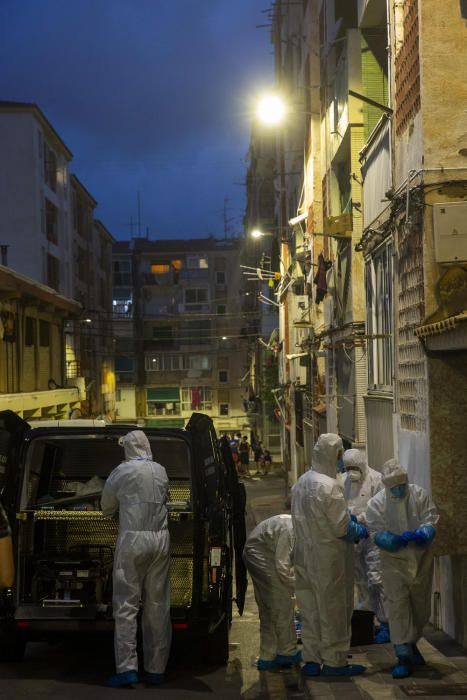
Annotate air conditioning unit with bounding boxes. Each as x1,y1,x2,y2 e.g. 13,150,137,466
433,202,467,263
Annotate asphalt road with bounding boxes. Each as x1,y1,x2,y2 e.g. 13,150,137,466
0,474,305,699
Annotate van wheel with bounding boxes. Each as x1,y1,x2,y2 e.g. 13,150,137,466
205,615,230,665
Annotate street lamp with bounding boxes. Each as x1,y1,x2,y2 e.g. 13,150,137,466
256,94,287,126
250,228,273,239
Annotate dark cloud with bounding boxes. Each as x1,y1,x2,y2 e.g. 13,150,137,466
0,0,273,239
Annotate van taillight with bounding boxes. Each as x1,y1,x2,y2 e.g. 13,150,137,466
16,621,31,629
173,623,188,630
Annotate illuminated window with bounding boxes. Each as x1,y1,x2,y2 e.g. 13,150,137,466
151,263,170,274
171,259,182,270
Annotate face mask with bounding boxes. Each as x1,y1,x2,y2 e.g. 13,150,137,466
347,469,361,482
390,483,407,498
337,457,345,474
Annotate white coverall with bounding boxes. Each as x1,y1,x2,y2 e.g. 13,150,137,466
343,449,386,621
101,430,171,675
365,481,439,645
243,514,297,661
291,434,354,667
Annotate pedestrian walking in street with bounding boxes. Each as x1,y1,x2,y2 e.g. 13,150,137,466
263,449,273,475
0,502,14,589
291,433,368,678
101,430,171,688
238,435,251,477
366,459,439,679
254,442,264,474
342,449,389,643
243,514,301,670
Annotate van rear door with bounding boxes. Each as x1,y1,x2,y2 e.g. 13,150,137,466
0,411,30,506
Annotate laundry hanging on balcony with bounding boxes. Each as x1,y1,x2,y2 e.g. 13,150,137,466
313,253,332,304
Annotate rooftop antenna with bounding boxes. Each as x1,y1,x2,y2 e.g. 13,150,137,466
137,191,142,237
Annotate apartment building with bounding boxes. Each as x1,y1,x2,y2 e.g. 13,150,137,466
256,0,467,645
0,102,115,418
112,237,252,434
0,264,83,420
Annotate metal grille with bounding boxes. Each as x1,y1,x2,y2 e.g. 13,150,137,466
395,0,420,135
168,482,191,502
33,509,194,608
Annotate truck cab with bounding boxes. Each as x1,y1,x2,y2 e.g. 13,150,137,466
0,410,247,664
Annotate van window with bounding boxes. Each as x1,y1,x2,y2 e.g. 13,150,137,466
21,434,191,509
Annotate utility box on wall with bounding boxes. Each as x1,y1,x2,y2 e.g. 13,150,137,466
433,202,467,263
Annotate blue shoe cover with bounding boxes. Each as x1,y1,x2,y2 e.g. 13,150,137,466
144,672,164,685
275,651,302,667
108,670,139,688
301,662,321,677
392,662,411,678
257,658,279,670
375,622,391,644
321,664,366,677
411,644,425,666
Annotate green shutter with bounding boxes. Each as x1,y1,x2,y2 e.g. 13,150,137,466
361,37,388,141
146,387,180,402
145,418,185,428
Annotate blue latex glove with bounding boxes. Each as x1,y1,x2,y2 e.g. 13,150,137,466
400,530,417,544
375,531,407,552
350,514,358,523
337,457,345,474
414,525,436,546
340,520,369,542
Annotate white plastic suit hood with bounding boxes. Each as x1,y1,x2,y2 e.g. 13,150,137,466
343,449,368,480
311,433,343,478
121,430,153,461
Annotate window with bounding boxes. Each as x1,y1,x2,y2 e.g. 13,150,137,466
189,355,210,370
180,320,211,345
47,254,60,290
77,246,87,283
39,320,50,347
366,241,393,391
115,356,135,376
151,263,170,274
112,287,133,316
217,304,226,315
216,271,226,285
113,259,132,286
152,325,174,348
187,256,208,269
185,288,208,305
145,354,210,371
181,387,213,411
219,404,229,416
25,317,35,346
219,370,228,383
45,198,58,244
43,143,57,191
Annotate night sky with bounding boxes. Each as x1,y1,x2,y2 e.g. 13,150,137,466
0,1,273,240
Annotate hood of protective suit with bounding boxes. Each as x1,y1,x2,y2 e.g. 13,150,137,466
343,449,368,480
121,430,153,461
381,459,408,488
311,433,343,478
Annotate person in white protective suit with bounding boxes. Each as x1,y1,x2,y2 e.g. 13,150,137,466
291,434,368,678
342,449,389,643
101,430,171,688
243,514,301,671
365,459,439,679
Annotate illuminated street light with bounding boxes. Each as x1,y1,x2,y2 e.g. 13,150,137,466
256,94,287,126
250,228,273,239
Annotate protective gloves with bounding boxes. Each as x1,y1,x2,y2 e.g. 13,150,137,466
414,525,436,545
400,526,436,546
375,531,407,552
350,514,358,523
340,520,369,543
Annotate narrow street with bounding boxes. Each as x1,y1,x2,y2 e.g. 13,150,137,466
3,472,467,699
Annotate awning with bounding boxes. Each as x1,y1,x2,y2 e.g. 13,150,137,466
415,311,467,351
146,387,180,402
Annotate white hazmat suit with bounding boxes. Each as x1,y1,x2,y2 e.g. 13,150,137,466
291,434,355,668
101,431,171,675
365,459,439,646
243,514,298,664
343,449,386,621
